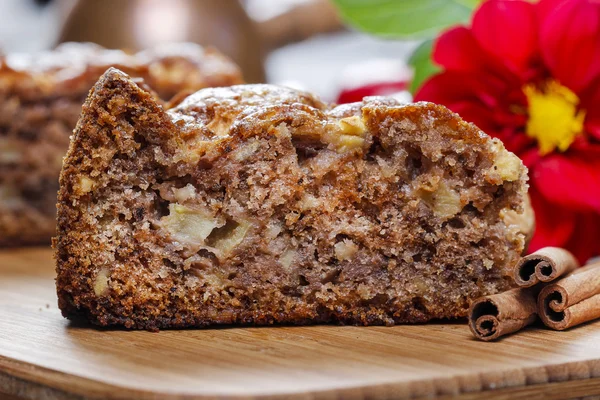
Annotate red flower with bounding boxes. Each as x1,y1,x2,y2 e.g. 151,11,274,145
415,0,600,263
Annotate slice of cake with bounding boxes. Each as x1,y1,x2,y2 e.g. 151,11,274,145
55,69,529,330
0,42,243,246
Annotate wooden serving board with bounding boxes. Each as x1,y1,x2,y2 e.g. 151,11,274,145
3,249,600,400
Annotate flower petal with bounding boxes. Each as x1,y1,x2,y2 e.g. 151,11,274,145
472,0,539,79
532,148,600,213
417,72,487,106
585,118,600,142
433,26,505,76
539,0,600,93
416,75,497,130
528,184,576,252
580,78,600,141
530,181,600,263
337,81,408,104
563,211,600,263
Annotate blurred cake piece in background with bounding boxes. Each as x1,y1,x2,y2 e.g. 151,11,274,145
0,42,243,246
58,0,346,84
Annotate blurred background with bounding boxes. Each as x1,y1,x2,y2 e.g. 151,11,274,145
0,0,415,102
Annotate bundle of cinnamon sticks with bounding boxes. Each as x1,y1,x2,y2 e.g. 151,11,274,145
468,247,600,341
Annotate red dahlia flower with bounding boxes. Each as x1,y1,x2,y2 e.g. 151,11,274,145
414,0,600,263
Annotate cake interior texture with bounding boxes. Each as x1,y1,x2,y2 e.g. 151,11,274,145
0,42,242,245
55,68,529,330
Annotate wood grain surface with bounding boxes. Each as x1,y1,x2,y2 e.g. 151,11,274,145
2,248,600,400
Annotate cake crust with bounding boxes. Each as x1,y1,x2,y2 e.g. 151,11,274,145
55,69,529,330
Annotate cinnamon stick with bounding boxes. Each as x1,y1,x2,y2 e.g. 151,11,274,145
513,247,579,287
468,288,538,341
538,261,600,330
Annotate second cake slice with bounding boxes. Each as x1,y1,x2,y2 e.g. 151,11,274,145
0,42,242,246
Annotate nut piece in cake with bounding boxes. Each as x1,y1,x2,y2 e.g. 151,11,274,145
160,204,222,248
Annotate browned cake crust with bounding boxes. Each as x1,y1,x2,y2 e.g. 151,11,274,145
55,69,529,330
0,42,243,246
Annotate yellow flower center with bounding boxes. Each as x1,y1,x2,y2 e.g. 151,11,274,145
524,80,586,155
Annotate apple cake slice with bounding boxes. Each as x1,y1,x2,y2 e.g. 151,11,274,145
55,68,529,330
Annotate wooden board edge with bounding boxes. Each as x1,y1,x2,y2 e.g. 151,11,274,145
0,356,173,400
443,376,600,400
2,354,600,399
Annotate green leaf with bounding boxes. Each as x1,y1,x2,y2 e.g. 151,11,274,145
408,39,440,94
332,0,478,39
455,0,481,8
